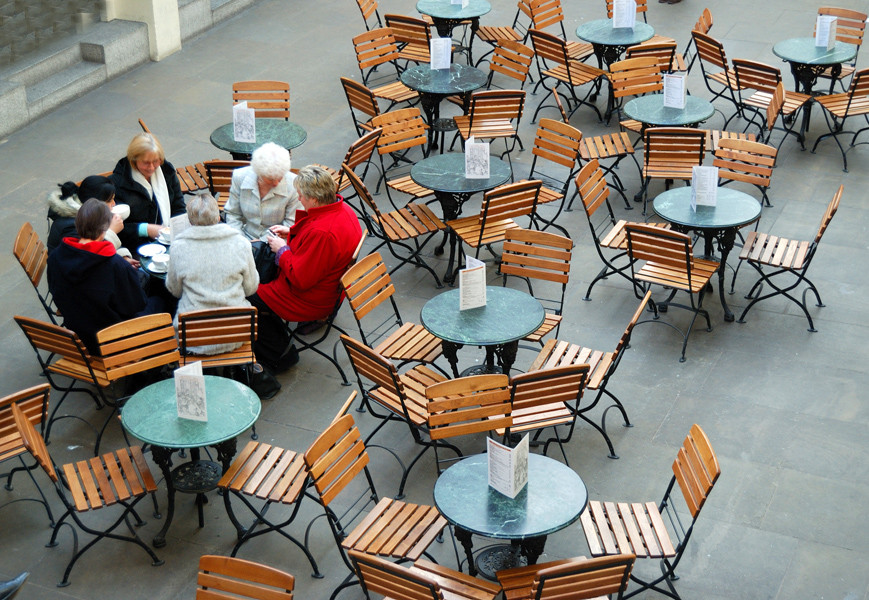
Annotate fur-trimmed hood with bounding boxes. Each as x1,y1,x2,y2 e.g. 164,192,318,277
46,189,83,219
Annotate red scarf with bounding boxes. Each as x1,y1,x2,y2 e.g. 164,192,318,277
62,237,116,256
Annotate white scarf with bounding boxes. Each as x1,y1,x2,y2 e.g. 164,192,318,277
131,165,171,226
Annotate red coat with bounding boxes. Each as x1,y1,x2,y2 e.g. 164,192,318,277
257,197,361,322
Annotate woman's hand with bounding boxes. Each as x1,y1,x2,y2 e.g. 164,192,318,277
269,225,290,238
124,256,141,268
146,224,161,239
267,231,287,253
109,214,124,234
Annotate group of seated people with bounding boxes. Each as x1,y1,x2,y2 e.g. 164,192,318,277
45,132,362,388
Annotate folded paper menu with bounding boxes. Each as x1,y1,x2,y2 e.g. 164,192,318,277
612,0,636,29
816,15,837,50
459,255,486,310
663,74,686,109
691,165,719,210
233,101,256,143
175,361,207,421
487,434,529,499
465,136,490,179
451,0,469,6
430,34,452,70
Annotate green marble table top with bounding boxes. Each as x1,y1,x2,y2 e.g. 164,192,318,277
121,375,260,448
420,286,544,345
410,153,511,194
210,118,307,156
401,63,488,95
773,37,857,66
623,94,715,126
416,0,491,20
653,187,761,230
575,18,654,46
433,453,587,539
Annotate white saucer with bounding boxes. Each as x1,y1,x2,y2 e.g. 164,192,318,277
157,236,171,245
146,262,168,274
138,243,166,257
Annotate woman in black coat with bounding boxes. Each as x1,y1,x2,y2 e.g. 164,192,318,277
110,133,186,249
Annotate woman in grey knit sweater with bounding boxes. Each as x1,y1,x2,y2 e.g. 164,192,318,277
167,192,259,354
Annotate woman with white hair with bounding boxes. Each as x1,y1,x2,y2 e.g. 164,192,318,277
224,142,301,241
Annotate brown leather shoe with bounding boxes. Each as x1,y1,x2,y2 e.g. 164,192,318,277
668,0,682,3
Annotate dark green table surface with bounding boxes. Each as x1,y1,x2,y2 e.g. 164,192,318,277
575,18,654,46
653,186,761,230
433,453,587,539
410,153,511,195
401,63,488,95
772,37,857,66
210,118,307,157
624,94,715,127
416,0,491,20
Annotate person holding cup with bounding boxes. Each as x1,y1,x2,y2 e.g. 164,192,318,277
47,199,163,354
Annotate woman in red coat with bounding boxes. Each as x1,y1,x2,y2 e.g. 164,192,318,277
248,165,362,372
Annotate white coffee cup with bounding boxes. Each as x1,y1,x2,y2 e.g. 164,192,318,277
150,254,170,272
111,204,131,220
157,227,171,244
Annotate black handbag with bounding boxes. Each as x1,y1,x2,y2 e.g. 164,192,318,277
250,240,278,284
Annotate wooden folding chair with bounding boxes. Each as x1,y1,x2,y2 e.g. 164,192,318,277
196,555,295,599
713,137,777,207
528,0,593,62
580,424,720,600
500,228,572,344
354,0,383,31
352,28,419,110
682,8,713,75
816,6,867,93
506,364,589,464
811,69,869,172
639,127,706,215
177,306,257,374
452,89,527,165
232,80,290,120
303,408,446,600
344,167,445,287
13,222,58,324
731,58,809,144
12,402,163,587
350,549,500,600
369,108,433,207
202,160,249,212
497,553,636,600
604,56,662,129
624,225,717,362
736,185,842,332
474,0,533,67
384,13,433,68
528,291,653,459
625,41,686,74
0,384,54,526
691,31,743,127
340,77,381,136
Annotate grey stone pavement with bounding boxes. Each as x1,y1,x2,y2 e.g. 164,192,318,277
1,0,868,598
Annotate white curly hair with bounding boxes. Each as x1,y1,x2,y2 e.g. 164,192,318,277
250,142,291,181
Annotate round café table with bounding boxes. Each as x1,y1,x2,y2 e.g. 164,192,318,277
210,118,307,160
624,94,715,129
121,375,260,547
433,453,587,578
400,63,488,152
416,0,492,64
576,18,655,68
420,286,544,377
411,153,511,283
653,187,762,322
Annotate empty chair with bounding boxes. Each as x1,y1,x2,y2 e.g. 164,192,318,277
625,40,685,74
384,14,433,67
369,108,433,207
202,159,249,211
13,222,57,324
604,56,662,127
712,137,777,207
232,80,290,120
317,127,382,205
682,8,713,75
528,0,593,62
195,555,295,599
816,6,867,92
12,402,163,587
691,31,742,127
448,39,534,110
639,127,707,215
452,89,527,164
760,81,806,151
473,0,533,67
340,77,381,136
580,424,720,600
352,27,419,110
811,69,869,172
497,553,636,600
737,185,842,332
176,306,257,372
731,58,809,142
354,0,383,31
624,224,718,362
529,291,653,459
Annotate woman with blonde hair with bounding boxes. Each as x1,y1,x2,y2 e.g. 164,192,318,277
110,132,186,249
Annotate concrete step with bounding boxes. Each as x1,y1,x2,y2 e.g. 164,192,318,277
26,59,106,118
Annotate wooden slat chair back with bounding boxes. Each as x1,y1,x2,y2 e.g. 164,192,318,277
507,364,589,463
448,179,542,261
303,409,446,598
691,31,742,125
177,306,257,369
320,128,382,207
0,384,54,525
624,224,717,361
712,138,777,207
580,425,719,600
681,8,713,74
232,80,290,120
489,40,534,89
11,402,162,586
96,313,179,382
816,7,867,91
341,252,444,366
138,117,151,133
13,222,58,324
384,13,432,66
355,0,382,30
731,59,810,142
625,41,685,73
500,228,572,342
524,117,583,235
606,56,662,125
340,77,381,136
350,549,501,600
343,165,445,287
606,0,648,21
758,80,807,151
367,108,433,207
811,69,869,172
528,29,605,123
497,553,636,600
453,89,527,161
203,160,249,211
527,290,653,459
352,28,418,109
528,0,593,61
640,127,706,214
474,0,533,67
196,555,295,600
737,185,842,332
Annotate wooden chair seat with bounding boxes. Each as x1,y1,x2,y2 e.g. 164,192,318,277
522,313,562,343
453,116,515,140
542,62,605,86
705,129,757,153
503,400,572,436
410,559,502,600
341,496,444,559
534,183,563,206
373,322,443,365
739,231,810,270
707,68,742,90
367,364,443,427
496,557,575,600
377,202,445,241
583,500,676,558
565,40,594,61
530,339,614,391
64,445,157,511
175,163,209,193
386,174,434,200
634,255,719,294
814,91,869,119
579,132,634,161
619,119,642,134
219,441,306,504
47,356,111,387
476,24,522,45
497,554,635,600
448,214,523,249
372,80,419,104
743,89,810,116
